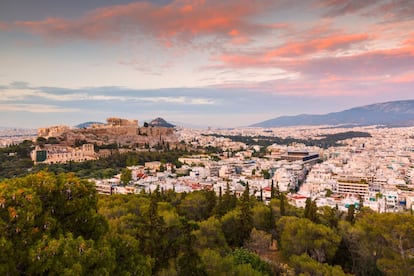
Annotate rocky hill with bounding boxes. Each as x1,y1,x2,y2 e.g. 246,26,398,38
74,122,104,129
38,117,178,147
149,117,175,128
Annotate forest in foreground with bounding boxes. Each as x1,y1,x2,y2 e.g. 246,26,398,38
1,172,414,275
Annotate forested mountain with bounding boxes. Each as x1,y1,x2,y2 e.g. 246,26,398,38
1,172,413,275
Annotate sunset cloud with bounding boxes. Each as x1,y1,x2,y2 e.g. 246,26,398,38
214,26,413,73
366,0,414,22
12,0,282,45
316,0,414,22
0,22,9,31
208,37,414,99
387,72,414,83
317,0,378,17
215,34,369,69
266,33,369,57
404,33,414,46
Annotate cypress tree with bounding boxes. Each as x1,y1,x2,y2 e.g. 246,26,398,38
214,183,234,217
304,198,318,223
280,192,286,216
346,204,356,224
239,182,253,246
260,188,263,202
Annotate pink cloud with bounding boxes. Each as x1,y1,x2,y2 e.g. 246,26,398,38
266,33,369,57
0,22,9,31
203,23,414,98
405,33,414,46
366,20,414,44
211,39,414,97
214,31,373,68
218,29,413,63
388,72,414,83
293,47,414,78
15,18,76,38
12,0,283,45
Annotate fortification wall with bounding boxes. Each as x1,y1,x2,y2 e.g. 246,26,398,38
38,125,70,138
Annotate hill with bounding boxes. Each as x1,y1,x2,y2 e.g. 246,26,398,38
149,117,175,128
250,100,414,127
74,121,104,129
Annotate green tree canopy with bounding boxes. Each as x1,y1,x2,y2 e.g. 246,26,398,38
120,168,132,185
193,217,230,255
278,217,341,263
0,172,110,274
340,212,414,275
178,191,216,221
290,253,349,276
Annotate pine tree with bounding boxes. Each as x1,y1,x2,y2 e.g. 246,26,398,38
142,196,167,272
177,219,206,275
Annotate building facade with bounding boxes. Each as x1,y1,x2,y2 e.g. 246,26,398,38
31,143,97,164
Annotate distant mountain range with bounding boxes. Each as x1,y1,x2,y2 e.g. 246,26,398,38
149,117,175,128
250,100,414,127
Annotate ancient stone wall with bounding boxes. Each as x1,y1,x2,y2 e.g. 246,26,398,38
38,125,70,138
106,117,138,127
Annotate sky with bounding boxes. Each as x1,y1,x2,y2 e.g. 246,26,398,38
0,0,413,128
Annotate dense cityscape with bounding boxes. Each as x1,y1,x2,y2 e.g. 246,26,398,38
86,123,414,214
1,116,414,274
35,121,414,212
